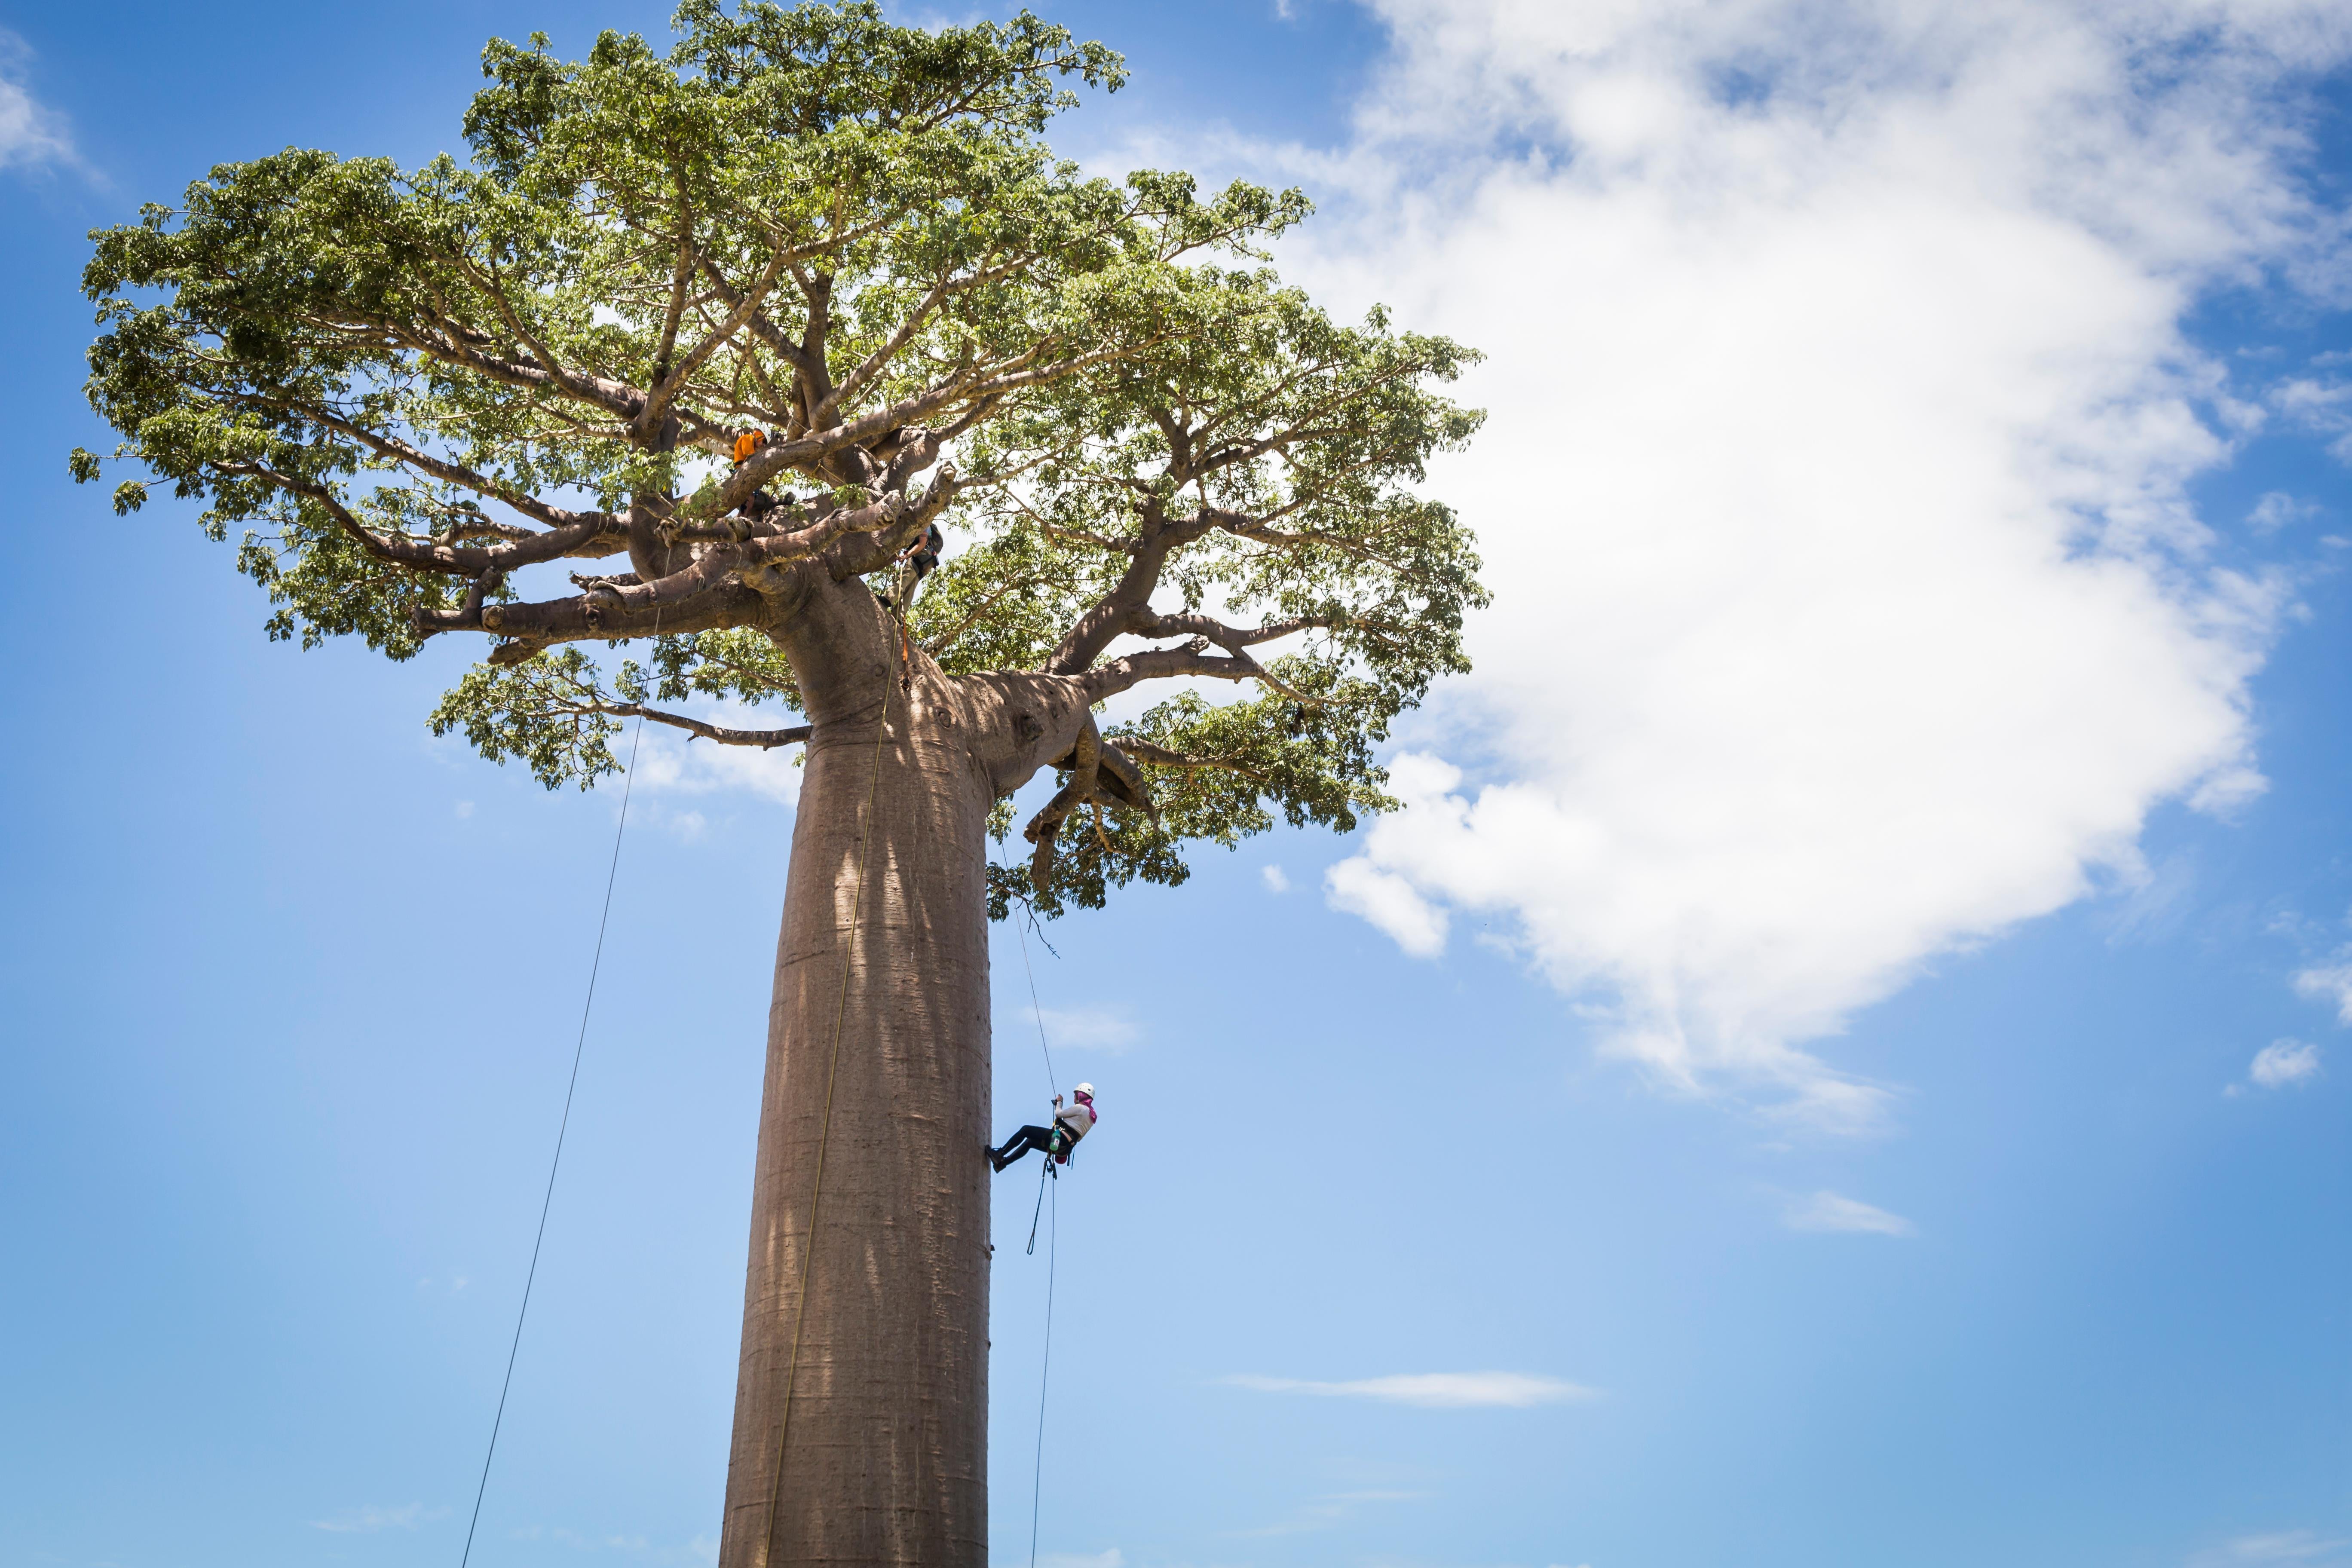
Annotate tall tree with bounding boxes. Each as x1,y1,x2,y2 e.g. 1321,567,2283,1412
77,3,1483,1562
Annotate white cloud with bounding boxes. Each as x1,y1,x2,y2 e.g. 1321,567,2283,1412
2293,955,2352,1023
1325,845,1449,957
1782,1189,1916,1236
1223,1370,1598,1407
2248,1038,2322,1090
0,32,74,174
624,701,804,807
1024,1003,1143,1055
1235,1489,1427,1537
2248,491,2321,535
1262,862,1292,893
2270,375,2352,462
312,1504,430,1534
1037,1551,1123,1568
2189,1530,2352,1567
1259,0,2351,1128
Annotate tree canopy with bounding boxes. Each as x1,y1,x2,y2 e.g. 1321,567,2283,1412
79,0,1485,918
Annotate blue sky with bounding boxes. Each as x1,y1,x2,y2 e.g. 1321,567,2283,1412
2,4,2349,1568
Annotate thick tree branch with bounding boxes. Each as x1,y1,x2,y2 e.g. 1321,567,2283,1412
1076,642,1266,701
227,462,490,576
1127,609,1335,653
572,699,811,750
419,468,959,654
450,579,769,656
1044,502,1209,674
1023,712,1099,893
644,247,788,438
711,344,1151,518
239,395,627,550
1118,738,1272,783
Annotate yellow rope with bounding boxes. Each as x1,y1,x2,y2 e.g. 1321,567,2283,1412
757,649,897,1568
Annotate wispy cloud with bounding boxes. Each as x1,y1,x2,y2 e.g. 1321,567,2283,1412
1326,855,1447,957
505,1525,712,1563
2189,1530,2352,1567
1234,1489,1427,1537
2269,374,2352,465
625,700,805,807
1782,1191,1916,1237
1020,1003,1143,1055
1223,1371,1597,1408
2293,954,2352,1023
1262,862,1292,893
1037,1551,1123,1568
2230,1038,2324,1094
312,1504,439,1534
0,31,76,175
2248,492,2322,536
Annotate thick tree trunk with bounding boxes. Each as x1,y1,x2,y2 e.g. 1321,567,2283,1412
715,576,1087,1568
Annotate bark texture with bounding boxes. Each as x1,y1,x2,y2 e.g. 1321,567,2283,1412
716,575,1092,1568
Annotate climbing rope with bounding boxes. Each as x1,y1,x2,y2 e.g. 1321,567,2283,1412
1012,893,1062,1568
1025,1148,1055,1256
757,628,899,1568
1029,1164,1057,1568
456,610,660,1568
1015,910,1058,1101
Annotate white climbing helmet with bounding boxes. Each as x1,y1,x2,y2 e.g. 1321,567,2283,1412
1073,1083,1095,1099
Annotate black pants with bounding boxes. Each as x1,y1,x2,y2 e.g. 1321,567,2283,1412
878,555,936,611
992,1125,1063,1170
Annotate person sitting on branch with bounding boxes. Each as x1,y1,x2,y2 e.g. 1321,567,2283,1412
729,428,784,521
989,1084,1096,1171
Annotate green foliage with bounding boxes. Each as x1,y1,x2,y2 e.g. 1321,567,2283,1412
430,649,623,789
645,626,803,709
986,661,1399,919
78,0,1487,920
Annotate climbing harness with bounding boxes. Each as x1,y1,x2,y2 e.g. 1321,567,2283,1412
456,609,661,1568
1013,908,1066,1264
757,662,897,1568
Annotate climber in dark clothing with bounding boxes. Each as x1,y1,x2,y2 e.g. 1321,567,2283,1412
879,521,946,609
903,521,944,581
990,1085,1096,1172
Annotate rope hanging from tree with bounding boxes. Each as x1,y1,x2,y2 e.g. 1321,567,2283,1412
456,607,662,1568
1014,904,1062,1568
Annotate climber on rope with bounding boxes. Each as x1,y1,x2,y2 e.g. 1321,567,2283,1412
989,1084,1096,1173
879,521,946,610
